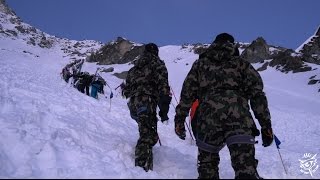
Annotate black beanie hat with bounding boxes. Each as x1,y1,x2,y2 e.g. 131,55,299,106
213,33,235,44
145,43,159,56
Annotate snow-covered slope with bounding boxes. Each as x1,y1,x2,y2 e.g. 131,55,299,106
1,33,320,178
1,1,320,178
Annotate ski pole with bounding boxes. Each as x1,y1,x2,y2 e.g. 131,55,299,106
170,86,179,105
185,121,195,141
155,122,162,146
277,147,287,174
273,134,287,175
109,98,112,112
171,102,176,109
115,83,122,90
189,116,196,143
158,133,162,146
115,90,120,98
105,81,112,91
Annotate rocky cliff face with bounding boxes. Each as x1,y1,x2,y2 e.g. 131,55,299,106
264,49,312,73
190,29,319,74
0,0,13,16
298,27,320,64
240,37,271,63
87,37,144,65
0,0,53,48
254,27,320,73
0,0,103,60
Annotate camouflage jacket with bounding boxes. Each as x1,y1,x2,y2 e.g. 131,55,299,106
123,52,170,100
175,43,272,129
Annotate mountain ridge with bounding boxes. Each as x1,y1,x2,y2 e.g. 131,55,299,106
1,1,320,178
1,0,319,91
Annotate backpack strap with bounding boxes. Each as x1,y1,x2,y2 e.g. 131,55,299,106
196,139,226,153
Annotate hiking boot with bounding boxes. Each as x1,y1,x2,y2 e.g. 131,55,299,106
135,149,153,172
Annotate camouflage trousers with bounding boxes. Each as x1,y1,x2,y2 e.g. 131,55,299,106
197,129,260,179
128,95,159,172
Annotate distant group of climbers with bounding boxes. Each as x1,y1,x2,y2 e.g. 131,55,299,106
61,59,112,99
61,59,84,83
120,33,274,179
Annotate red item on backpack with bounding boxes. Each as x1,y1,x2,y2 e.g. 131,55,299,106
190,99,199,121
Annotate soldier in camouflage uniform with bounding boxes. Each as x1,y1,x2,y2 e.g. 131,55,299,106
174,33,274,179
122,43,171,172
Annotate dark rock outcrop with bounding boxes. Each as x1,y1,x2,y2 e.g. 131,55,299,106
308,79,320,85
192,43,210,55
38,35,53,48
87,37,144,65
297,26,320,64
308,75,320,85
100,67,114,73
268,49,312,73
240,37,271,63
0,0,15,16
121,45,145,63
113,71,128,80
257,62,269,71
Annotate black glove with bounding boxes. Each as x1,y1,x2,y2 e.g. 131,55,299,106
261,128,273,147
158,95,172,122
159,111,169,122
120,82,126,90
121,83,130,99
251,128,260,137
174,115,186,140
